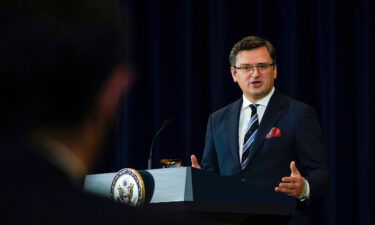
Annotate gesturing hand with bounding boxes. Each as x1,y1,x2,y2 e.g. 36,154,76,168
275,161,305,198
190,155,202,169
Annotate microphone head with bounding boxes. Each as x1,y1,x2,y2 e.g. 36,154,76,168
162,118,171,127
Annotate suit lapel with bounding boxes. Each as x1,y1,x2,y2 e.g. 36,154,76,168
247,90,288,163
224,98,242,170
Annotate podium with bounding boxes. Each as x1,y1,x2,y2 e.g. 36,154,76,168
84,167,296,224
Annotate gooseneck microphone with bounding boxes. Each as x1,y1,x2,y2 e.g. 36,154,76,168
148,119,171,170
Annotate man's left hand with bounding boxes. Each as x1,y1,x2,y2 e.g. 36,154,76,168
275,161,305,198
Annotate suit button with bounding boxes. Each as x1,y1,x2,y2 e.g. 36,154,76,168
241,178,246,182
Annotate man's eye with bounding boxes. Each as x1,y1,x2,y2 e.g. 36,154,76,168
258,65,267,69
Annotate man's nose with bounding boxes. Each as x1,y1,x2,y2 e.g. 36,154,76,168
250,67,260,77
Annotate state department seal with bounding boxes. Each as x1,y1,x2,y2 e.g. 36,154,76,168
110,168,145,207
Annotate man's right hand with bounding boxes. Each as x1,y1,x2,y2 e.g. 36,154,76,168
190,155,202,169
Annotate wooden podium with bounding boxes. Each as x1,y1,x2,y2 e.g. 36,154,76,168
84,167,296,224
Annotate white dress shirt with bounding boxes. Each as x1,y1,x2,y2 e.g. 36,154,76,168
238,87,275,161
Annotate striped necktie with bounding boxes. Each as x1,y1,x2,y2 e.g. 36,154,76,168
241,104,259,169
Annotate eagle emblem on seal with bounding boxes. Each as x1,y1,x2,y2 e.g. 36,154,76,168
117,182,134,204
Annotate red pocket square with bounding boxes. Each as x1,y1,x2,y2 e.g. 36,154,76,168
265,127,282,139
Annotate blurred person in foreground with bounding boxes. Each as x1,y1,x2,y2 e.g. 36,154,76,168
0,1,214,224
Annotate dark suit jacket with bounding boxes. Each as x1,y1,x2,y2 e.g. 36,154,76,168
201,90,330,200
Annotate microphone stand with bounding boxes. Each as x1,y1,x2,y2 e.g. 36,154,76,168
148,119,171,170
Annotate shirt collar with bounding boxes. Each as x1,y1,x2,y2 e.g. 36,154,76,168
242,87,275,109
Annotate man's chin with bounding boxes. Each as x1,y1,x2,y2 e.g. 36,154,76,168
247,90,268,101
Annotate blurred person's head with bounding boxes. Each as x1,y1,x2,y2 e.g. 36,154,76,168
0,0,132,169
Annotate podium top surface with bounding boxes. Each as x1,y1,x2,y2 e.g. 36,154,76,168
84,167,296,215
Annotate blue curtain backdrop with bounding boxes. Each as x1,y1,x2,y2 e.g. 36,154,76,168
95,0,375,224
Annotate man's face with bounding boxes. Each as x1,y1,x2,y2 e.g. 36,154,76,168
230,46,277,103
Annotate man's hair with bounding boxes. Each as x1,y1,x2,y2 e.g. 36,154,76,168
0,0,129,135
229,36,277,66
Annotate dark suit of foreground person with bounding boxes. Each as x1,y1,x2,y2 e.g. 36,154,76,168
191,36,330,224
0,1,215,225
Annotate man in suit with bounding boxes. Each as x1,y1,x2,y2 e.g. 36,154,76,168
191,36,329,224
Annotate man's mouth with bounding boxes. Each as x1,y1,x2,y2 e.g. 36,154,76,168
250,80,262,87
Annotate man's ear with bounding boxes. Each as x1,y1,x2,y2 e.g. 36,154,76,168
230,66,238,82
96,66,132,121
273,64,277,79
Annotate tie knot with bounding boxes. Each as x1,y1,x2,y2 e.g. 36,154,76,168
249,104,259,114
